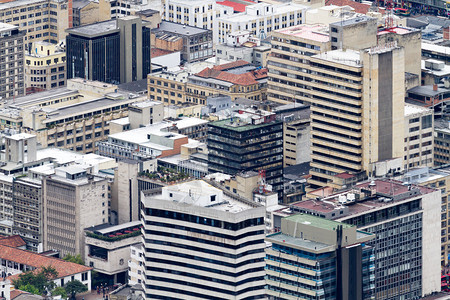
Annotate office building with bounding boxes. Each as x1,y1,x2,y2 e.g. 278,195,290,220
0,23,25,101
162,0,215,30
266,214,375,299
207,109,284,195
148,68,188,105
404,104,434,170
402,166,450,266
216,2,306,44
0,0,72,44
290,179,441,299
141,180,266,299
25,41,66,93
152,21,213,63
66,16,151,84
187,60,268,104
434,118,450,166
43,165,109,257
0,78,148,153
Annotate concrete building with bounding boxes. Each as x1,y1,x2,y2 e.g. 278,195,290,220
43,165,109,257
147,68,189,105
66,16,151,84
273,104,311,167
404,104,434,170
84,221,142,284
0,23,25,101
25,41,66,93
422,43,450,65
0,0,72,45
164,103,203,119
266,214,375,299
162,0,216,30
0,78,148,153
72,0,111,27
128,244,144,285
290,179,441,299
434,118,450,166
207,109,284,195
187,60,268,104
141,180,266,299
152,21,213,63
402,166,450,266
216,2,307,44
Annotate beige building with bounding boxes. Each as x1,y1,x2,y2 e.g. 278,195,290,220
404,104,434,170
0,78,148,153
72,0,111,27
25,41,66,93
164,102,203,118
43,165,109,257
0,0,72,44
148,68,188,105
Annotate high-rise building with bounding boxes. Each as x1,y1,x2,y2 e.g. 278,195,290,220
207,109,284,195
290,178,441,299
141,180,266,299
66,16,151,84
43,165,109,257
266,214,375,299
0,23,25,101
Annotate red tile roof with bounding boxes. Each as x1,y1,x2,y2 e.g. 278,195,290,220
335,172,355,179
151,48,174,58
195,60,268,86
216,0,248,12
0,235,26,248
10,290,27,299
0,245,92,281
325,0,385,14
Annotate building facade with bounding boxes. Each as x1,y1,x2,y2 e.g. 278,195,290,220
141,180,267,299
207,110,284,195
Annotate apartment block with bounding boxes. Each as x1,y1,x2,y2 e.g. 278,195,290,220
266,214,375,299
0,24,25,101
207,109,284,195
291,179,441,299
402,167,450,266
163,0,215,30
434,118,450,166
267,24,331,104
141,180,266,299
148,68,188,105
152,21,213,63
0,0,72,44
25,40,66,93
43,165,109,257
216,3,306,44
404,104,434,170
66,16,151,84
0,78,148,153
187,60,268,104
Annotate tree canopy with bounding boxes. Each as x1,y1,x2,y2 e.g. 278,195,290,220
63,254,85,265
12,266,58,295
65,280,88,300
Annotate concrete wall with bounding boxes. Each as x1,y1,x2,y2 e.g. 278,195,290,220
79,0,111,26
115,161,139,224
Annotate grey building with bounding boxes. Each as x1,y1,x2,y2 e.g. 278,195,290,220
0,23,25,101
66,16,151,84
152,21,212,63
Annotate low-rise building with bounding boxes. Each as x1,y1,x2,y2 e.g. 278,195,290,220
84,221,142,284
25,41,66,93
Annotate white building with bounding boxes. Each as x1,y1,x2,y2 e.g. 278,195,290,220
128,244,145,285
216,2,307,44
404,103,434,170
141,180,266,299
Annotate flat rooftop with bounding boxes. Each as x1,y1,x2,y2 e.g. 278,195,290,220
330,15,374,27
313,49,361,67
378,26,418,36
7,88,78,108
267,232,333,252
404,103,432,117
275,24,329,43
286,213,353,230
154,21,211,36
422,42,450,55
66,20,119,37
0,0,46,10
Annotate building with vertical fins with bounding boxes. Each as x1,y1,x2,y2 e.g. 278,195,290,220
266,213,375,299
66,16,151,84
141,180,267,299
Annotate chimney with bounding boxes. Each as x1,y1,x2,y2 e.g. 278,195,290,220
433,84,438,91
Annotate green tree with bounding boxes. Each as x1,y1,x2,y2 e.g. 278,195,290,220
63,254,85,265
12,267,58,295
52,286,68,299
18,284,39,295
65,280,87,300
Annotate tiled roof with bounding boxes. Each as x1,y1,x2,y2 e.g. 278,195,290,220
0,235,26,248
10,290,27,300
217,0,248,12
195,60,268,86
151,48,174,58
325,0,385,14
0,245,92,281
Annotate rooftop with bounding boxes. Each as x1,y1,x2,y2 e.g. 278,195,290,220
0,0,46,10
154,21,211,36
218,3,306,23
0,235,26,248
0,244,92,280
313,49,361,67
422,42,450,55
378,26,418,36
404,103,432,117
118,79,148,94
407,85,450,97
5,88,78,109
286,213,353,231
275,24,330,43
325,0,385,14
330,15,374,27
67,20,119,37
267,232,333,252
